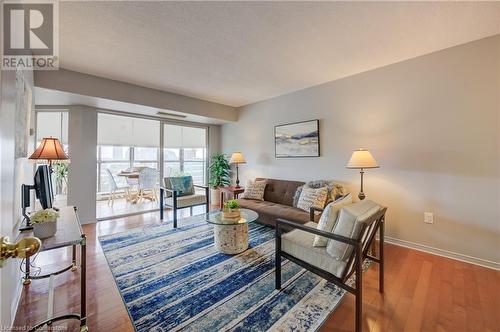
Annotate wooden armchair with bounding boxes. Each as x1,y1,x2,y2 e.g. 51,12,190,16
159,176,209,228
276,201,387,332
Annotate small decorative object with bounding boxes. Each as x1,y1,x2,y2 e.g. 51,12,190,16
275,119,320,158
346,148,379,200
223,199,241,218
229,152,246,188
208,153,231,205
30,209,59,239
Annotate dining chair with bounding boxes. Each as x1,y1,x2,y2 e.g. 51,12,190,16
137,168,159,204
104,168,131,206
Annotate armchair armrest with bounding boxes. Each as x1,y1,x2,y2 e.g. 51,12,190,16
193,184,208,189
159,186,179,196
309,200,333,221
276,218,359,246
309,206,324,222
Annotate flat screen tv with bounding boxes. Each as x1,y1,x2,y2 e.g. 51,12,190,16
34,165,53,209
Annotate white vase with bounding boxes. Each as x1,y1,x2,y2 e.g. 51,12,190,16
210,188,221,206
33,221,57,239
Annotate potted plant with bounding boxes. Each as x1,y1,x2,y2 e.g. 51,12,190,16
208,153,231,205
223,199,240,218
30,209,59,239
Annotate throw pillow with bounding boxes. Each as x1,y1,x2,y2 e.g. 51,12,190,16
326,200,381,261
292,185,304,208
312,193,353,247
166,176,194,197
296,187,328,212
241,179,267,200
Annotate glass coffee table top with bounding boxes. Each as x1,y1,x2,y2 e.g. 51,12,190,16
205,209,259,225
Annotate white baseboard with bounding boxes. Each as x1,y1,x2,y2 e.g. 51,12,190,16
385,236,500,271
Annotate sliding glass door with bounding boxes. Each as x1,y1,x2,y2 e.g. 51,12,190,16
96,114,160,219
163,124,207,185
96,113,208,220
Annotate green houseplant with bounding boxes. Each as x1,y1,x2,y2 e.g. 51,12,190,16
208,153,231,205
223,199,240,218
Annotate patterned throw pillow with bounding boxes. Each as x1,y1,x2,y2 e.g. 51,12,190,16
241,179,267,200
296,187,328,212
165,176,194,197
312,193,353,247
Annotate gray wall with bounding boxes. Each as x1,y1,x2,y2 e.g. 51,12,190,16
0,69,35,326
222,35,500,267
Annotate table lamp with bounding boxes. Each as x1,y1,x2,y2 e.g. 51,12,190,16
229,152,246,188
346,148,379,200
29,137,69,166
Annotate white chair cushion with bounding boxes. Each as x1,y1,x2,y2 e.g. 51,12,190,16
166,193,207,208
326,200,381,261
313,193,353,247
281,222,347,278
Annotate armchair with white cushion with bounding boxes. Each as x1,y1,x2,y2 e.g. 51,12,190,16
275,199,387,332
159,175,209,228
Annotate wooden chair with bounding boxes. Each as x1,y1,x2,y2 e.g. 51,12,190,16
276,201,387,332
159,176,209,228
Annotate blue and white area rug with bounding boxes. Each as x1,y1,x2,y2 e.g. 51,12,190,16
99,215,360,332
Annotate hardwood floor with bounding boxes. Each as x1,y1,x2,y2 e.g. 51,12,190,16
14,208,500,332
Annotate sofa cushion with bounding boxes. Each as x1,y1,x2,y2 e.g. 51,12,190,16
281,222,347,278
241,179,267,200
326,200,381,261
237,198,311,225
296,187,328,212
313,193,353,247
256,178,305,207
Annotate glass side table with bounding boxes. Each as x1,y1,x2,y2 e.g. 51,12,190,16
205,209,259,254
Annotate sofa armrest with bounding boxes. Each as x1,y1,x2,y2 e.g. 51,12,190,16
276,218,359,246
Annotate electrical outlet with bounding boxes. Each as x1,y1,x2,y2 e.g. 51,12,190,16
424,212,434,224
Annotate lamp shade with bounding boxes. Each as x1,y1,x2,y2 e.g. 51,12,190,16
229,152,246,164
346,149,379,169
29,137,69,162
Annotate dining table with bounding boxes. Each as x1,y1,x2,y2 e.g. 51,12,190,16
116,171,140,179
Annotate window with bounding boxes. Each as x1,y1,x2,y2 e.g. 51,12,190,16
163,124,207,185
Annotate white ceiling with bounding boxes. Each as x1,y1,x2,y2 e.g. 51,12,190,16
59,1,500,107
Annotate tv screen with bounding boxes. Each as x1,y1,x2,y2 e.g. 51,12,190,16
34,165,53,209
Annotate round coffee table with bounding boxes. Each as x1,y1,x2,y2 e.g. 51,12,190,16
205,209,259,254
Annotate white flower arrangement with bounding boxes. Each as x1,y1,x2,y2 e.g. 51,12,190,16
30,209,59,224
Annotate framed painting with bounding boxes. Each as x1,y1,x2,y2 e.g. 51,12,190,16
275,119,320,158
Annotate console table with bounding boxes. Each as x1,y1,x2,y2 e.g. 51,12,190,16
18,206,88,332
